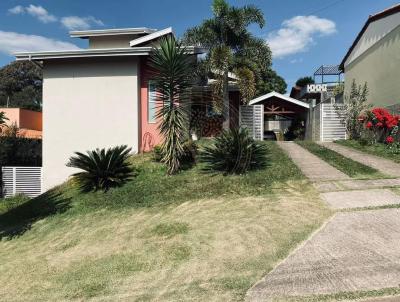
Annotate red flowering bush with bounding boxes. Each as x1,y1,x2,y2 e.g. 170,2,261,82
361,107,399,144
386,136,394,144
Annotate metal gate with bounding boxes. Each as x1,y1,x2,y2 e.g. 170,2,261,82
309,103,346,141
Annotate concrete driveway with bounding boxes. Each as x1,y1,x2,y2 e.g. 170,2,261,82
246,209,400,301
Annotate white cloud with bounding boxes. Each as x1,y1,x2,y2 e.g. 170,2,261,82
290,58,303,64
8,5,25,14
267,15,336,59
61,16,104,30
0,31,80,55
7,4,104,30
25,4,57,23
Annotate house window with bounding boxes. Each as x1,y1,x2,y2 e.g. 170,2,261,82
148,80,157,123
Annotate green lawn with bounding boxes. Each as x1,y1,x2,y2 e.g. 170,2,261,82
336,139,400,164
0,142,332,301
296,141,385,179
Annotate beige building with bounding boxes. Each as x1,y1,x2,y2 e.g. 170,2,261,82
15,27,203,190
340,4,400,110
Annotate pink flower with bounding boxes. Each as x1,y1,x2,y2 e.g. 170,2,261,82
386,136,394,144
376,122,383,127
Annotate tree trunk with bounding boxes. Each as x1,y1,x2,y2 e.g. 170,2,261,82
222,70,230,130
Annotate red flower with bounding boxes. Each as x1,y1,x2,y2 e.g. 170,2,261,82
376,122,383,127
366,121,373,129
386,136,394,144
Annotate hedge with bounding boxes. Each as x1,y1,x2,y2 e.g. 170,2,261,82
0,136,42,166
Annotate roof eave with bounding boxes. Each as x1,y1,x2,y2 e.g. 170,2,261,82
70,28,157,39
14,47,153,61
249,91,310,108
340,3,400,71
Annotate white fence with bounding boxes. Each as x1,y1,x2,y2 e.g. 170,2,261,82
308,103,346,142
1,167,42,198
239,105,264,140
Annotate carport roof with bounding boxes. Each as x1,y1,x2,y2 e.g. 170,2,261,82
248,91,310,109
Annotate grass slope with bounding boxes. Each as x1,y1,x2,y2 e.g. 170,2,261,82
336,139,400,164
296,141,384,179
0,142,331,301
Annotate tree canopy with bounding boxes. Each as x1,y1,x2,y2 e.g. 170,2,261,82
0,61,42,111
295,76,314,88
184,0,286,100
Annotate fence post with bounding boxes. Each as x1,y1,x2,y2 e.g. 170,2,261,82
12,167,16,196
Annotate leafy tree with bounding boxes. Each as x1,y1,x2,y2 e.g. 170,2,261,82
0,61,42,111
234,36,286,95
295,76,314,87
337,79,370,139
149,36,193,174
184,0,266,128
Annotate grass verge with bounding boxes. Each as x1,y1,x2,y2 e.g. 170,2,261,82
336,139,400,163
0,142,331,301
296,141,384,179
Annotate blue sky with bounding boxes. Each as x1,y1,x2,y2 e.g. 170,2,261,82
0,0,399,90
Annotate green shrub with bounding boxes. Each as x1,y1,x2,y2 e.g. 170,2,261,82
152,145,163,162
180,140,198,166
66,145,135,192
153,141,198,167
199,127,268,174
0,136,42,166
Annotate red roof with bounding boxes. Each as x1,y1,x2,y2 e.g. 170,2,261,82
340,3,400,70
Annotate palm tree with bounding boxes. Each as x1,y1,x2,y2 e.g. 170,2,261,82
149,36,193,174
184,0,265,129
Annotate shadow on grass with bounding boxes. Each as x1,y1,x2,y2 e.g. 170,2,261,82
0,191,71,239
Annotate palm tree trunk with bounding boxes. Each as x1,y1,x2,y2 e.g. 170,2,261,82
222,70,230,130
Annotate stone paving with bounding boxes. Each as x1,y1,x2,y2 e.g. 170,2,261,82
277,142,350,181
246,142,400,302
314,178,400,193
321,189,400,209
319,142,400,178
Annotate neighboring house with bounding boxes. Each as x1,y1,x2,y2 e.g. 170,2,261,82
0,108,42,139
15,27,205,190
340,4,400,110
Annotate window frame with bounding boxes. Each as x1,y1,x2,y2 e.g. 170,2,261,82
147,80,157,124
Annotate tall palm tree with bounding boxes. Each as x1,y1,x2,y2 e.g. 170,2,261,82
149,36,193,174
184,0,265,129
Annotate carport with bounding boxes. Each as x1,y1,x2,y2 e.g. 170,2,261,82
239,91,309,140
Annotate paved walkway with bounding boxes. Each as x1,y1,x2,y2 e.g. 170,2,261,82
314,178,400,193
277,142,350,181
246,142,400,301
319,142,400,178
246,209,400,302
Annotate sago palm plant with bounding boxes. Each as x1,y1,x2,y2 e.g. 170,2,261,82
149,36,193,174
67,145,134,192
200,127,268,174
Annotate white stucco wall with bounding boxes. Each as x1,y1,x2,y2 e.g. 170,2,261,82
344,25,400,107
345,11,400,68
42,57,139,190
